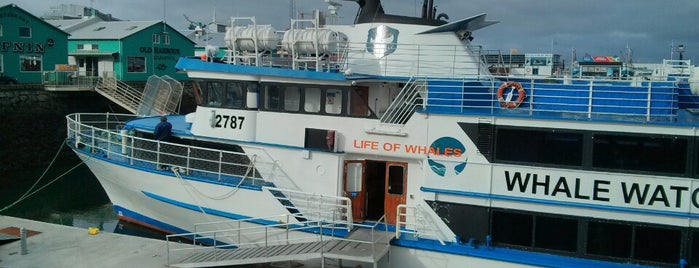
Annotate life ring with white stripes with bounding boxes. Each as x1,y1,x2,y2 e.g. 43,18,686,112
497,81,526,109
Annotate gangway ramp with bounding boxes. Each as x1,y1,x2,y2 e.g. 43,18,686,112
167,216,394,268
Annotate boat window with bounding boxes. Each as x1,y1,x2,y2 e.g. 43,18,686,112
592,134,687,175
387,165,404,195
533,216,577,252
225,82,244,108
284,86,301,112
325,88,343,114
206,82,224,107
495,128,583,166
246,83,259,109
264,84,282,110
304,87,321,113
586,221,632,258
691,231,699,265
345,162,363,192
633,226,680,263
491,211,533,247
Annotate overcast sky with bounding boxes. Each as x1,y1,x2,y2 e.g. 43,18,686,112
4,0,698,64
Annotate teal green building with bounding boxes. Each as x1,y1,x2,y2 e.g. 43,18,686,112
58,20,194,81
0,4,69,83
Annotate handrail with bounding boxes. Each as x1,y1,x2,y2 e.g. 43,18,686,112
262,186,353,231
396,203,455,245
415,75,684,123
166,212,392,266
65,113,287,187
379,75,425,125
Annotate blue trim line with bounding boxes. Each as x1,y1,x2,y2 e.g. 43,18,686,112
392,238,654,268
176,57,348,81
141,191,351,237
421,187,699,219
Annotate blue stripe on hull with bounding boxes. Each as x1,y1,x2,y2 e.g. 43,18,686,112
421,186,699,219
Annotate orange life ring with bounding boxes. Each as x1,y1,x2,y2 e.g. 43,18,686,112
497,81,526,109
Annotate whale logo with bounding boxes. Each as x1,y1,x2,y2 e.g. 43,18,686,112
427,137,468,177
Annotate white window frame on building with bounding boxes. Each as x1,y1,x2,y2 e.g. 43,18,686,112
127,56,146,73
0,55,3,73
164,34,170,45
19,26,31,38
152,34,160,44
0,24,3,37
20,55,42,72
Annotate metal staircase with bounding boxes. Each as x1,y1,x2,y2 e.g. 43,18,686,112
94,76,142,114
379,76,425,126
93,75,183,116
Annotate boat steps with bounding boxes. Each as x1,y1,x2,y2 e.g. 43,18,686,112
169,228,394,268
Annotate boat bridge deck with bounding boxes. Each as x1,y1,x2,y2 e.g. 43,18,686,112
168,228,394,268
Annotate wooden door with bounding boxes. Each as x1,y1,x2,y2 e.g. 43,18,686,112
384,162,407,225
343,160,365,222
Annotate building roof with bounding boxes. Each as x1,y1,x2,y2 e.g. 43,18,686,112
0,4,70,36
183,30,227,48
46,17,104,33
67,20,161,40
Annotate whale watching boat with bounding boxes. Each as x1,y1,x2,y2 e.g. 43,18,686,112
66,0,699,267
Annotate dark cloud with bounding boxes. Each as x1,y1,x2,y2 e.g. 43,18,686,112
5,0,697,63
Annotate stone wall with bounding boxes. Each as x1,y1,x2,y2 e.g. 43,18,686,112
0,85,128,173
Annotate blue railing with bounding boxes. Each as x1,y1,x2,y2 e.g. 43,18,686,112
420,76,686,123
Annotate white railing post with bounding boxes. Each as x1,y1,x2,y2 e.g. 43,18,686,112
646,82,653,121
156,142,161,167
218,151,223,181
588,80,594,119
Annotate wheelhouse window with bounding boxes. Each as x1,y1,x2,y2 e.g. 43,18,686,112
224,82,244,108
284,86,300,112
592,134,687,175
206,82,224,107
127,56,146,73
264,84,282,110
19,26,31,38
495,128,583,166
304,87,321,113
20,55,41,72
325,88,343,114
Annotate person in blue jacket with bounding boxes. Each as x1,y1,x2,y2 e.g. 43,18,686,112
154,115,172,141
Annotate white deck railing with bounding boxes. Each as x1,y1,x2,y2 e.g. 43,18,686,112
66,113,281,187
396,203,456,245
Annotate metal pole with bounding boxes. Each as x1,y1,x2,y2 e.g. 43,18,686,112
20,227,28,255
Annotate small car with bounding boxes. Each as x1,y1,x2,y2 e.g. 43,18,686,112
0,74,18,84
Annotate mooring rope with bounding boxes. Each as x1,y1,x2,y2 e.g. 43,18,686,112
0,141,84,213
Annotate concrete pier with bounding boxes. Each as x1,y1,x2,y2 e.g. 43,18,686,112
0,215,183,267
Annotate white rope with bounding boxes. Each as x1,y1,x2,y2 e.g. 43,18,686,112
0,142,84,213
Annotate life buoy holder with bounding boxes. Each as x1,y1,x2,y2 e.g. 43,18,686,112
497,81,526,109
